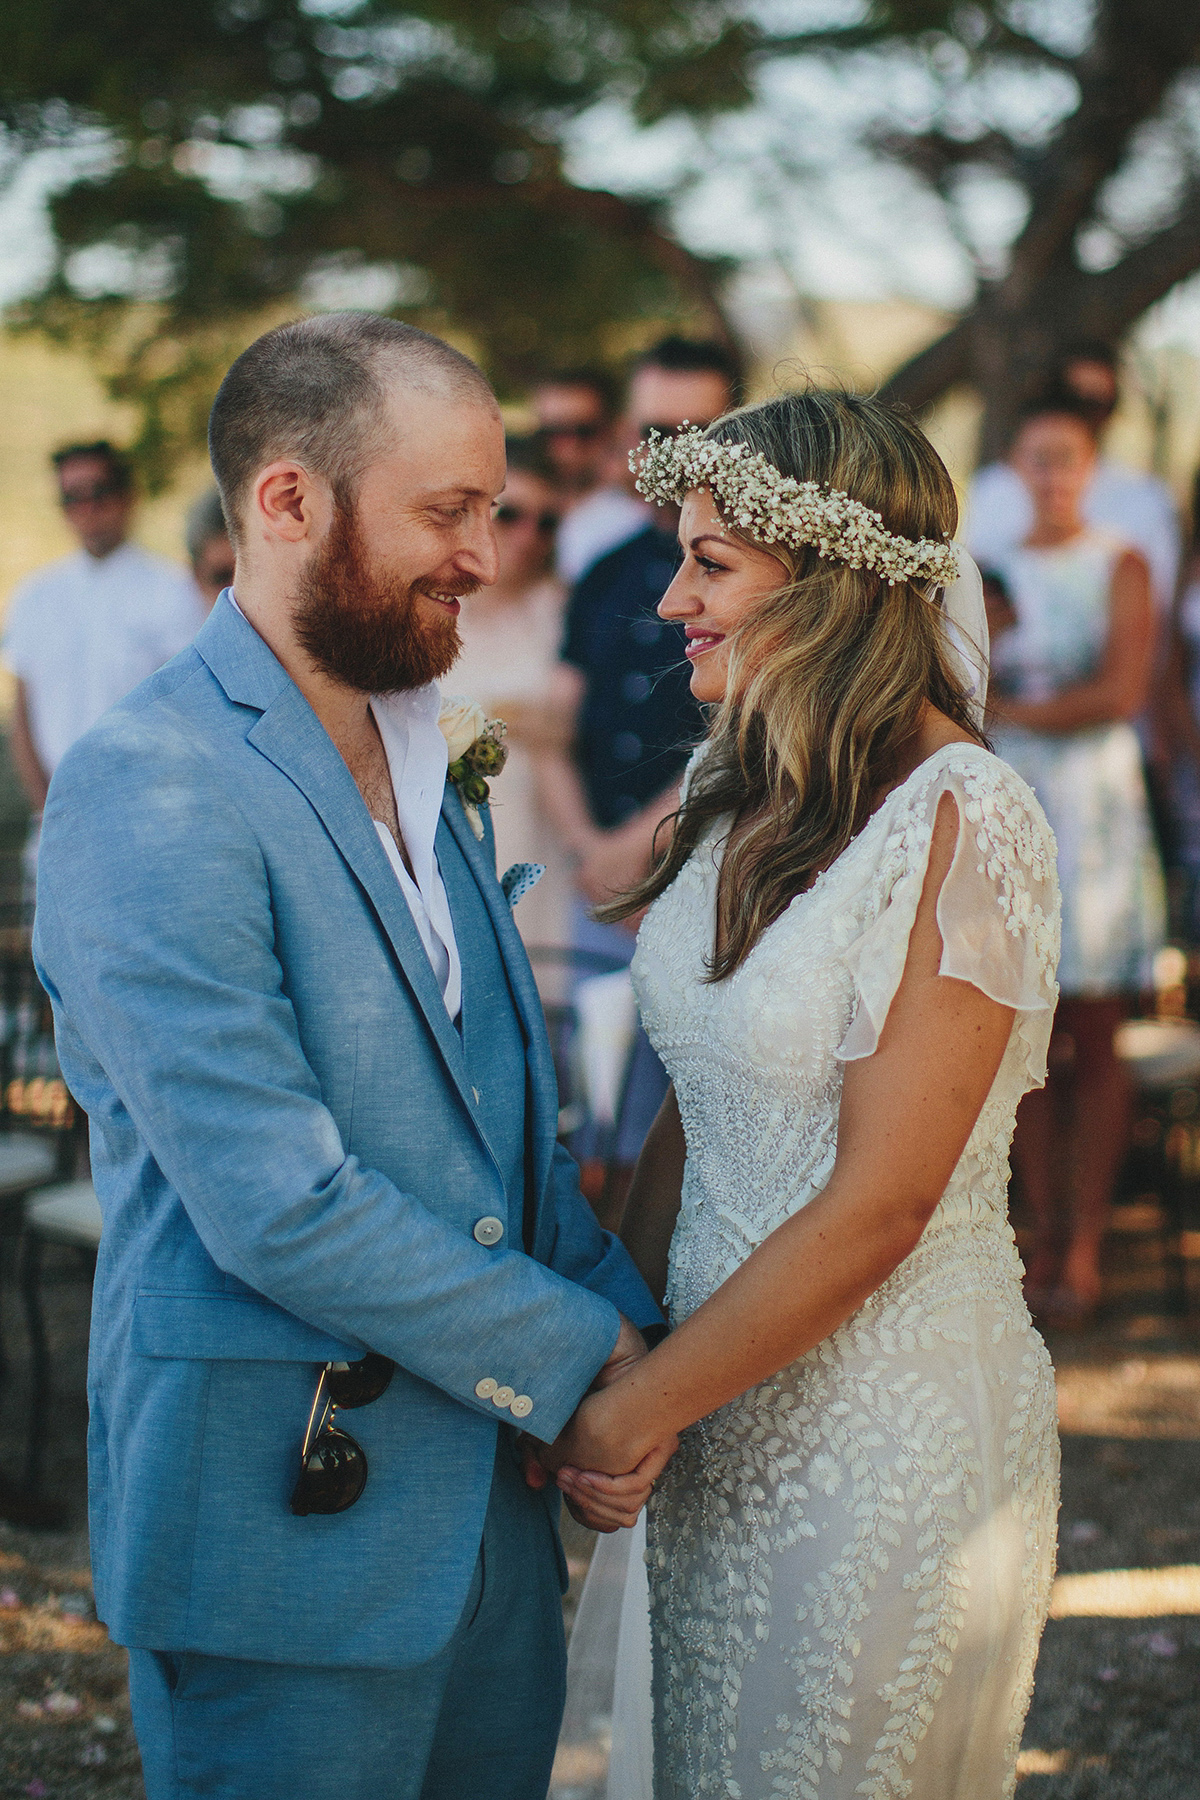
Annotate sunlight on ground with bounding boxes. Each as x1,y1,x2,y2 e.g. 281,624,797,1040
1050,1564,1200,1617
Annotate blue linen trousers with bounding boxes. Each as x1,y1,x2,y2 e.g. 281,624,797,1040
128,1438,567,1800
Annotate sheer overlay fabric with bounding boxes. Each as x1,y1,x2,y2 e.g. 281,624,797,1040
587,743,1061,1800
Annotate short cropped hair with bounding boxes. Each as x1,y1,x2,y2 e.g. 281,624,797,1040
51,440,133,492
504,434,561,485
208,313,494,538
1057,339,1119,374
533,366,621,420
185,487,230,564
633,335,743,398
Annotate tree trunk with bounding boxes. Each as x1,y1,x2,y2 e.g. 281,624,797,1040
884,212,1200,463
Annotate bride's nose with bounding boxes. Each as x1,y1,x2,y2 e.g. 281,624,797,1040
658,567,701,620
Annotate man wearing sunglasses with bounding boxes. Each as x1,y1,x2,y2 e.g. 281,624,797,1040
532,367,651,584
33,315,667,1800
3,441,204,832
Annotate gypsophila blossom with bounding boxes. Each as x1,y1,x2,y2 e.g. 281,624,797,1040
632,426,960,589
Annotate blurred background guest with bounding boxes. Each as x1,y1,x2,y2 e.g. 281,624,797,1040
185,486,235,613
1157,468,1200,944
3,441,205,828
532,365,649,584
537,336,739,1198
453,436,572,978
967,341,1181,613
989,392,1165,1327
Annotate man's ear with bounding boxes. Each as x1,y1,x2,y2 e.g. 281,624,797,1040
251,461,330,545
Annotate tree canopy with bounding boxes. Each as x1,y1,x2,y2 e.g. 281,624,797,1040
3,1,1200,478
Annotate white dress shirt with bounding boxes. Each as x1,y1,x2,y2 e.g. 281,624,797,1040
226,593,462,1020
3,541,206,775
555,487,653,585
369,687,462,1022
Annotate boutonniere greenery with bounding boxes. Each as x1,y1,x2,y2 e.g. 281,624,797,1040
438,697,509,839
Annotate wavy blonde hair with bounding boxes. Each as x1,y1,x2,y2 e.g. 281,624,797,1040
600,387,984,980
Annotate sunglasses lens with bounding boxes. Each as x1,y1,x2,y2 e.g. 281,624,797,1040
290,1426,367,1516
326,1352,395,1409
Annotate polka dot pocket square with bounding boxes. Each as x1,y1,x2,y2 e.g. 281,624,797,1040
500,862,546,910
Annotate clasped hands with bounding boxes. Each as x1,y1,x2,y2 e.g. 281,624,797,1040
519,1316,677,1533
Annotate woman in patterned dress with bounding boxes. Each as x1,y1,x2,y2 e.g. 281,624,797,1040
539,390,1061,1799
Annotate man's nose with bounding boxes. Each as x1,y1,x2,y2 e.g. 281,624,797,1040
461,518,501,586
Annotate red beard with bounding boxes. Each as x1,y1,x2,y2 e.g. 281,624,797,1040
292,497,466,693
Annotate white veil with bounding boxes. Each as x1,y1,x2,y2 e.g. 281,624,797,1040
939,544,989,727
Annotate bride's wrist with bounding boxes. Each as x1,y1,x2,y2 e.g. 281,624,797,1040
586,1372,672,1466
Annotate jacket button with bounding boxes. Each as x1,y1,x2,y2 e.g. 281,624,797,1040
475,1378,498,1399
509,1395,533,1419
492,1385,515,1408
473,1216,504,1246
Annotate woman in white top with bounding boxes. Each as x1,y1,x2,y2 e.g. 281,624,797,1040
451,437,573,978
988,395,1163,1325
536,390,1060,1800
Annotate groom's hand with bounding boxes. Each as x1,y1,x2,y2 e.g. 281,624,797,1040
555,1439,676,1533
517,1313,651,1501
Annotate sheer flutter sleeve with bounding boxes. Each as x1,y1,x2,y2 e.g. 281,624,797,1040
837,754,1061,1092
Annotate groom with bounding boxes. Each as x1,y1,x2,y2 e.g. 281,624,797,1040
33,313,666,1799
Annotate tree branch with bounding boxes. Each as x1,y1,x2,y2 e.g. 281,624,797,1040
1082,184,1200,329
878,316,973,412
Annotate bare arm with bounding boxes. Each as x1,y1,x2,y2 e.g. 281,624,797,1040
991,547,1155,735
534,658,682,911
534,663,603,860
546,792,1016,1475
9,681,48,813
1155,556,1200,768
576,782,682,911
619,1085,686,1305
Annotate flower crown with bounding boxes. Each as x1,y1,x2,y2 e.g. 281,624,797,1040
632,425,960,589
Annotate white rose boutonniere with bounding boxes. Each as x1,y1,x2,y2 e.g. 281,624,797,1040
438,696,508,838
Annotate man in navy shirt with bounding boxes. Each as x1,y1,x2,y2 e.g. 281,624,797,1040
560,524,697,834
539,338,739,1204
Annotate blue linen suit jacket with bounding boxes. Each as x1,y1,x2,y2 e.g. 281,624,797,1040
33,594,661,1669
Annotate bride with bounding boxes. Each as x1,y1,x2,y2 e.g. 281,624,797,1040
539,388,1061,1799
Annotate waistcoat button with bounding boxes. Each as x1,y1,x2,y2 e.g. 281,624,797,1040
473,1216,504,1246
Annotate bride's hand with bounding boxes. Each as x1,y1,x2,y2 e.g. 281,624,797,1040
556,1444,673,1533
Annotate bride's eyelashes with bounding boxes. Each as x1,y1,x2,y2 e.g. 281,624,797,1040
693,552,728,575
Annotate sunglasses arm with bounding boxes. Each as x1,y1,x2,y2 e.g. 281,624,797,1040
298,1364,333,1463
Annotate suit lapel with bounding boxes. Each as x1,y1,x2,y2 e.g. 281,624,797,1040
439,791,558,1195
246,687,476,1115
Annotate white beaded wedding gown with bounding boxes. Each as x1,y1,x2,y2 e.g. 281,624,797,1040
570,741,1061,1800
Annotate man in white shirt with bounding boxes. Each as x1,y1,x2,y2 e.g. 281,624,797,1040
533,368,650,583
4,441,205,813
965,344,1181,609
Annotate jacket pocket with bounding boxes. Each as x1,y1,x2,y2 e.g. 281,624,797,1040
131,1290,362,1363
